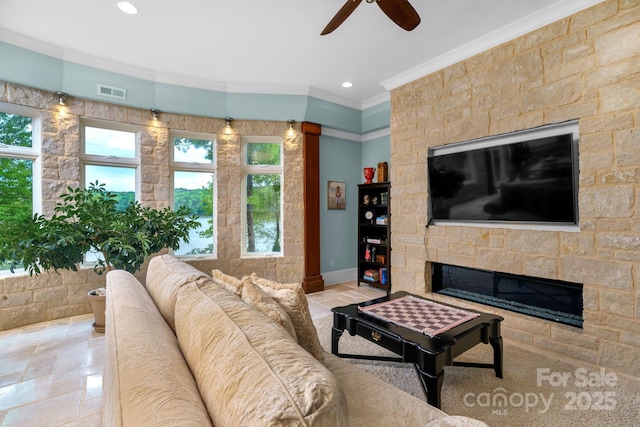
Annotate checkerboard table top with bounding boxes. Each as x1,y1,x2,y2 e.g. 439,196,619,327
358,295,480,337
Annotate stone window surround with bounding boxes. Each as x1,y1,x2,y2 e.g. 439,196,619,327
0,81,304,331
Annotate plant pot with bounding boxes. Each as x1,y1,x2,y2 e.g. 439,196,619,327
87,288,106,333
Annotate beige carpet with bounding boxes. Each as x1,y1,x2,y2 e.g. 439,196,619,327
314,314,640,427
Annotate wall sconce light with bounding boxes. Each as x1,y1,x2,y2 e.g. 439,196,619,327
151,108,161,120
55,91,68,106
224,117,234,135
286,119,296,137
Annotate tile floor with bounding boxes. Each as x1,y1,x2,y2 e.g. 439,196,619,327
0,281,385,426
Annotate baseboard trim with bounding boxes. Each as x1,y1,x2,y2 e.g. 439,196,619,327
321,268,357,286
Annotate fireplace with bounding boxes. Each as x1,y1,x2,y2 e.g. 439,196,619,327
431,263,583,327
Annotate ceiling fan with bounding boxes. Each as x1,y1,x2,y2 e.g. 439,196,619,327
321,0,421,35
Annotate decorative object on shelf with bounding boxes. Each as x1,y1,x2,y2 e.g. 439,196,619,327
376,254,387,264
364,245,372,261
363,167,376,184
363,194,370,205
364,210,375,223
327,180,346,210
376,215,388,225
377,162,388,182
372,196,379,205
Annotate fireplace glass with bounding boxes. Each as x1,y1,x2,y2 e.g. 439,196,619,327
432,263,583,327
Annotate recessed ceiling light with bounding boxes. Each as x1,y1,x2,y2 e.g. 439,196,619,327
342,82,353,88
117,2,138,15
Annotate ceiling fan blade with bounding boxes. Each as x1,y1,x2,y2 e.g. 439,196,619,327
376,0,421,31
321,0,363,35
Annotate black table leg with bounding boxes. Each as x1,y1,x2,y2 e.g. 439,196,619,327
490,336,503,378
331,327,344,355
414,364,444,409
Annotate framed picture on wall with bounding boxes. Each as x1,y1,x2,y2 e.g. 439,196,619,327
328,180,345,210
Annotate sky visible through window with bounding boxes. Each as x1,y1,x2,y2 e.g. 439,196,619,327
85,127,135,158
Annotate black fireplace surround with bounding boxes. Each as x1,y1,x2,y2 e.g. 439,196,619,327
432,263,583,328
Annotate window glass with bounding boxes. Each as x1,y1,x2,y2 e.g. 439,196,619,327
173,137,214,164
0,158,33,221
84,126,136,158
173,171,215,255
246,142,281,165
0,112,33,147
84,165,135,210
170,130,217,258
245,173,281,254
1,109,38,271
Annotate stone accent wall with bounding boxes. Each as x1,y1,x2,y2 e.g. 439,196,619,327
0,82,304,331
390,0,640,384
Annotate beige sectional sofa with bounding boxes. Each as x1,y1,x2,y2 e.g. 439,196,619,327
103,254,487,426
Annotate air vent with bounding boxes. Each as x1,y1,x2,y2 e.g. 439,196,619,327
97,84,127,100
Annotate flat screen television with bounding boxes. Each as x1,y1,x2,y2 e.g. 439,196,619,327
427,120,579,227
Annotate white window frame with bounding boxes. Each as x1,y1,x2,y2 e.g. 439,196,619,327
0,103,42,275
241,136,284,258
169,129,217,259
79,118,141,197
0,102,42,215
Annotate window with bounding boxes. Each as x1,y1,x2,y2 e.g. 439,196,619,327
0,103,41,271
81,119,139,264
242,137,283,257
80,119,139,202
170,131,216,257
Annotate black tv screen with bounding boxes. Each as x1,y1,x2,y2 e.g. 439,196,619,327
427,121,579,226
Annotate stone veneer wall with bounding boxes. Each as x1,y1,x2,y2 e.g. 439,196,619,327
0,82,304,331
390,0,640,384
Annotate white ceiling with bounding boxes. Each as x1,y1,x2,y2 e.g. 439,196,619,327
0,0,603,108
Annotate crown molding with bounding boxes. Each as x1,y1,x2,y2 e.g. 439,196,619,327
0,29,382,110
323,126,390,142
361,92,390,110
381,0,607,91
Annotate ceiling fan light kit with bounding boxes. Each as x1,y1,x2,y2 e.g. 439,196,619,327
321,0,420,35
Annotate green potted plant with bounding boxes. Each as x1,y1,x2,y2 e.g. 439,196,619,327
0,181,200,332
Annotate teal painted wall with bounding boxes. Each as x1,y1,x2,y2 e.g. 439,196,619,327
319,135,362,273
0,41,392,277
1,42,63,90
362,134,391,172
362,102,391,133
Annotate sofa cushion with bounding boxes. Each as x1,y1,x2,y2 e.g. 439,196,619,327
322,352,448,427
175,280,348,427
211,268,244,295
251,273,324,362
241,278,298,341
145,254,210,331
104,270,212,427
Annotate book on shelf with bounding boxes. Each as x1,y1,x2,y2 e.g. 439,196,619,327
379,268,388,285
376,215,388,225
366,237,383,244
363,269,380,282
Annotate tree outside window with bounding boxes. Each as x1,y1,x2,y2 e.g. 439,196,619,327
0,110,37,271
244,139,282,256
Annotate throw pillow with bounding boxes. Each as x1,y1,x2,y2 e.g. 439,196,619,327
211,269,244,295
241,278,298,342
250,273,324,362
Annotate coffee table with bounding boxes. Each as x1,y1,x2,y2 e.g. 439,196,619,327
331,291,503,409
